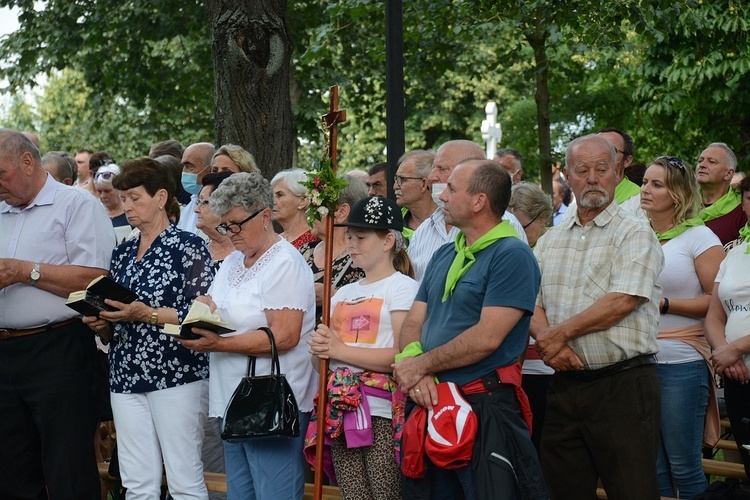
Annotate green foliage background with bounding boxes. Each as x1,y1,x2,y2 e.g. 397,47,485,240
1,0,749,179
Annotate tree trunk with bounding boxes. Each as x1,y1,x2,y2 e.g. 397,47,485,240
526,8,552,195
205,0,294,178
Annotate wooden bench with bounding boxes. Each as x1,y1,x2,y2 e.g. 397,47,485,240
98,463,342,498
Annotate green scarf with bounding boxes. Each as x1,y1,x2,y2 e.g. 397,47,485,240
442,220,518,301
615,178,641,205
739,223,750,254
653,216,705,242
699,189,741,222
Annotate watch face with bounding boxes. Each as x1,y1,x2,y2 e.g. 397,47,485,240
31,270,40,279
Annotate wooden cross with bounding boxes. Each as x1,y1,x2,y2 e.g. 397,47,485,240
481,101,502,159
314,85,346,500
321,85,347,166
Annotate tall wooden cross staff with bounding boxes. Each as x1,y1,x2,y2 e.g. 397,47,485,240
314,85,346,500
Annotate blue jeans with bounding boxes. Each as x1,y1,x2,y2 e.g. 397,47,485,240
656,360,709,499
223,412,310,500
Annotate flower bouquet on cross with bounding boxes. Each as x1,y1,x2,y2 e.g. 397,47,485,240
301,157,349,226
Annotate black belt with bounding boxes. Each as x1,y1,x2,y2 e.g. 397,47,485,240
558,354,657,382
0,318,80,341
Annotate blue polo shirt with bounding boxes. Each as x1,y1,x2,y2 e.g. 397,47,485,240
417,236,540,385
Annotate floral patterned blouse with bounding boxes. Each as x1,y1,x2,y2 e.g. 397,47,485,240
108,224,215,393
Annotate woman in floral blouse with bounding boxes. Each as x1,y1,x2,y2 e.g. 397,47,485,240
84,157,214,500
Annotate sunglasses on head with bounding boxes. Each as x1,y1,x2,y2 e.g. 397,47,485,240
94,171,116,182
657,156,687,176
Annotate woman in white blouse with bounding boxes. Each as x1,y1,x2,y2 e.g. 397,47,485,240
179,172,317,500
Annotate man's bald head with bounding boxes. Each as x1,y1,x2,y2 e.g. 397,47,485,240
428,140,485,184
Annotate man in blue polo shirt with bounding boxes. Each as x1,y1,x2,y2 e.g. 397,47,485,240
394,159,545,499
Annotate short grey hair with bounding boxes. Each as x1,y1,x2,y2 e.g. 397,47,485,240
707,142,738,170
41,151,76,182
565,134,616,170
398,149,436,178
338,174,368,208
93,164,122,188
508,182,553,226
209,172,272,216
271,168,307,197
0,128,41,163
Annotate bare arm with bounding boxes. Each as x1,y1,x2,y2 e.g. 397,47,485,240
398,300,427,350
659,246,724,319
0,258,107,297
535,292,638,363
393,305,524,392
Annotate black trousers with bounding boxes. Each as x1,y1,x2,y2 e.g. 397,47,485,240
724,377,750,478
0,321,100,500
540,364,661,500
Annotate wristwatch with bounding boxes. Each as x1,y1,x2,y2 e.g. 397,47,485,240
30,262,41,286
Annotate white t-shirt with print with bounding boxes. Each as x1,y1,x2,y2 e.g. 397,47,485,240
329,272,419,419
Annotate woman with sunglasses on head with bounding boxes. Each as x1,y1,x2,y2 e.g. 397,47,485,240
178,172,317,500
641,156,725,499
306,196,418,499
93,164,132,243
82,157,215,500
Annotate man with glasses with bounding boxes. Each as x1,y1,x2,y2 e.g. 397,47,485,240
408,140,527,282
178,142,216,235
696,142,747,245
494,148,524,185
366,162,388,197
393,149,437,241
532,134,663,499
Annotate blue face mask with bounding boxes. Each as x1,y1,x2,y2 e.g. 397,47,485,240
181,172,201,194
182,163,209,195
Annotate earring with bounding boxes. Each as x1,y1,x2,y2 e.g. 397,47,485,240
159,206,163,211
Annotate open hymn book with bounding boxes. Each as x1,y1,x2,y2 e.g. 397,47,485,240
162,301,234,340
66,275,139,317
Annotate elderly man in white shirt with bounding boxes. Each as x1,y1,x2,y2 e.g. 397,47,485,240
408,140,527,282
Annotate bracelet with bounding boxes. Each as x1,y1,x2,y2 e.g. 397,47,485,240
149,307,159,325
661,297,670,314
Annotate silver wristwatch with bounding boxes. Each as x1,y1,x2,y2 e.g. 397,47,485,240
30,262,41,286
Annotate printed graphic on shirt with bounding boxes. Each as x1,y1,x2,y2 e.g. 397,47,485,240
332,296,384,344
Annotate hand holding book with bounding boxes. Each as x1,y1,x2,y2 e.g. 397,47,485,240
163,301,234,340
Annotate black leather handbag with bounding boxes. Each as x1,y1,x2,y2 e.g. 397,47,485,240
220,327,300,441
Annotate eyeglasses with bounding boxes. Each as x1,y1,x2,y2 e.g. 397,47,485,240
613,146,626,156
215,209,263,235
394,175,423,186
94,171,116,182
196,198,210,208
657,156,687,176
522,212,543,229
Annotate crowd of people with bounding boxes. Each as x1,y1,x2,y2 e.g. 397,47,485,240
1,126,749,500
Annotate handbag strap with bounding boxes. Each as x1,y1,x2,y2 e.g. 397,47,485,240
246,327,280,377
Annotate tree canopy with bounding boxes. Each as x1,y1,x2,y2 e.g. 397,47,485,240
1,0,748,180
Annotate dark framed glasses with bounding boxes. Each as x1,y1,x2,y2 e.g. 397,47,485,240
522,212,542,229
215,209,263,235
394,175,423,186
